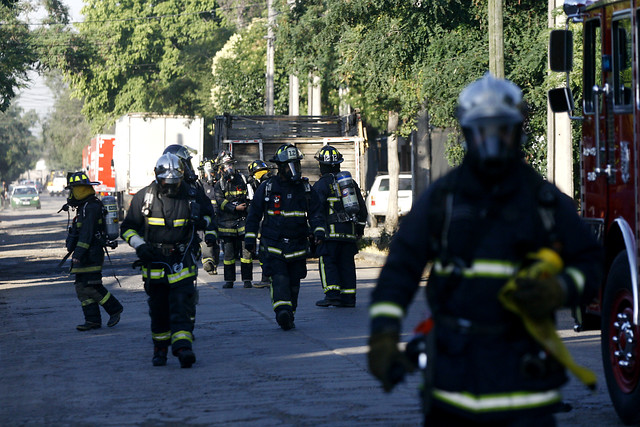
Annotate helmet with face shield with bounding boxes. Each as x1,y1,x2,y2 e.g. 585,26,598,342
457,73,524,177
270,144,304,182
203,159,217,185
154,153,184,196
163,144,197,183
215,150,237,181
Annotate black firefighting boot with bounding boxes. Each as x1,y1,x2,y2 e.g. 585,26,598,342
223,263,235,288
316,290,341,307
100,293,123,327
241,261,253,288
203,260,217,275
176,348,196,368
338,292,356,308
276,309,295,331
253,275,271,288
77,303,101,331
152,347,168,366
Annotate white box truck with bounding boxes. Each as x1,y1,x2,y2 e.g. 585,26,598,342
113,113,204,215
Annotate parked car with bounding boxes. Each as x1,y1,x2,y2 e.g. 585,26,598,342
10,185,41,209
365,174,413,227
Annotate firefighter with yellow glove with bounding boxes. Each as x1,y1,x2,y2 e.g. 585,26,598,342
64,172,123,331
368,74,603,426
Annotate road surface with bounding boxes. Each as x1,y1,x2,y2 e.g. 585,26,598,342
0,194,621,426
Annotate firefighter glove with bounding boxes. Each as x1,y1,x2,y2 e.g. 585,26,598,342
368,331,414,392
135,243,156,262
205,234,217,247
512,276,566,321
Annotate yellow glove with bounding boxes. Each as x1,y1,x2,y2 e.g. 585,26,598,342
499,248,597,389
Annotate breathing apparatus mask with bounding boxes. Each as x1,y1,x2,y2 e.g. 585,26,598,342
155,153,184,197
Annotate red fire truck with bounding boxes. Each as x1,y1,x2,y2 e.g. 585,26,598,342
549,0,640,423
81,134,116,195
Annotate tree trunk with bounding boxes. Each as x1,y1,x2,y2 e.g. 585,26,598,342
384,110,400,235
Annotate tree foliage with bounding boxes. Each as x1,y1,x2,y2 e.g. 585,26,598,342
211,18,289,115
0,104,39,183
42,72,92,171
52,0,234,132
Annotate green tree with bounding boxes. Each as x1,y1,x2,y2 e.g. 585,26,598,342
42,72,92,171
54,0,233,132
0,104,39,183
211,18,289,115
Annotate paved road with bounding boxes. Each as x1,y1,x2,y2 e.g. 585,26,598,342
0,194,621,426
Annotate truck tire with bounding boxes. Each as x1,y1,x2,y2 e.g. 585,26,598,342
601,251,640,425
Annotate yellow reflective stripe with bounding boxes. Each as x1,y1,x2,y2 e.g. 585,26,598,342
370,302,404,319
81,298,96,306
148,217,165,226
173,219,188,227
240,258,252,264
245,232,257,239
273,300,293,309
219,227,244,233
143,268,165,279
341,289,356,295
122,229,138,242
266,210,306,217
315,227,326,234
203,215,212,226
327,197,340,202
152,331,171,341
202,257,213,263
205,230,218,238
224,190,246,196
171,330,193,344
224,259,236,265
77,242,90,249
433,259,518,279
432,388,562,413
267,246,283,255
565,267,586,295
325,285,340,291
76,221,83,227
72,265,102,273
99,292,112,305
283,250,307,259
167,266,196,284
220,200,229,210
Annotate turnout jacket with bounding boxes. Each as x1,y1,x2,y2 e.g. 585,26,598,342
245,175,325,261
313,173,367,242
214,172,249,237
66,196,105,274
120,181,216,260
370,159,603,420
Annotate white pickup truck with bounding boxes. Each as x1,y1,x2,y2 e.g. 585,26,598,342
47,176,68,197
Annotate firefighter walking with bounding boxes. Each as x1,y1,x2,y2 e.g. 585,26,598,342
64,172,123,331
367,74,603,425
121,153,217,368
214,151,253,288
245,144,324,330
312,145,367,308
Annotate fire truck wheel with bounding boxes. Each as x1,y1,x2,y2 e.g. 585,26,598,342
601,251,640,425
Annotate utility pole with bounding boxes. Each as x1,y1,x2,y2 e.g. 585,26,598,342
488,0,504,78
265,0,275,115
547,0,573,196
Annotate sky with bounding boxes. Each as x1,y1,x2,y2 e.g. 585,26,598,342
14,0,85,121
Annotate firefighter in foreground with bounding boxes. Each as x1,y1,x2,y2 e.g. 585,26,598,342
121,153,216,368
64,172,123,331
246,159,273,288
245,144,325,330
313,146,367,307
214,151,253,288
368,74,603,426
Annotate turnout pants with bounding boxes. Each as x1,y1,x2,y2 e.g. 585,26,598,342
318,240,358,304
263,255,307,317
75,272,123,324
222,236,253,282
143,264,196,355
